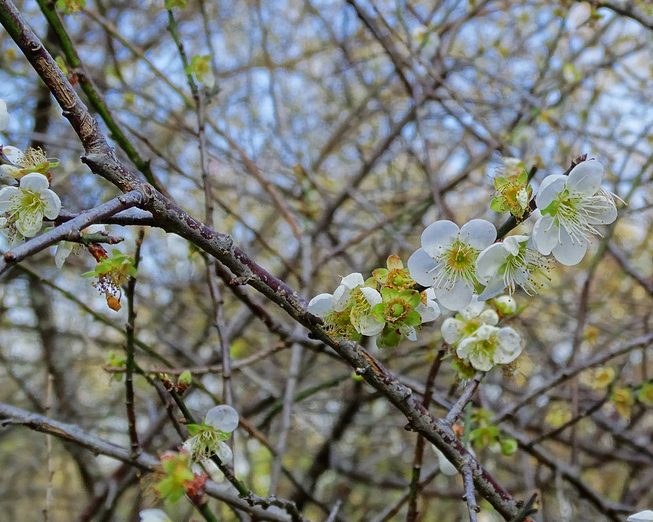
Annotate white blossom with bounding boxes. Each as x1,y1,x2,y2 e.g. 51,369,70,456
441,295,498,346
183,405,239,464
308,273,384,337
408,219,496,310
532,160,617,266
0,172,61,245
456,324,522,372
628,511,653,522
476,235,552,299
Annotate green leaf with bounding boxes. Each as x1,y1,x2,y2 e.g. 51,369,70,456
165,0,187,8
499,437,518,455
179,370,192,385
517,170,528,185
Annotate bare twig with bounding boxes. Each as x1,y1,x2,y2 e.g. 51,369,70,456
0,191,143,276
444,372,485,426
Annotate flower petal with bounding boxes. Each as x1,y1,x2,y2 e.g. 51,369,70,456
16,208,44,237
307,294,334,317
532,215,558,256
407,248,438,287
360,286,382,307
215,440,233,464
139,509,172,522
19,172,50,192
420,220,459,258
536,174,566,210
478,276,507,301
459,295,485,320
55,242,74,268
435,278,473,311
432,446,458,476
1,145,21,163
356,315,384,336
340,272,364,290
567,160,603,197
459,219,496,250
475,243,508,284
441,318,463,344
552,228,587,266
42,189,61,219
0,186,20,209
416,300,440,323
628,511,653,522
494,327,522,363
586,198,617,225
205,405,239,432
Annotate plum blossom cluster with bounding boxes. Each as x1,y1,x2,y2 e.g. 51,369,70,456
442,296,522,374
308,157,617,373
0,102,62,245
308,255,440,348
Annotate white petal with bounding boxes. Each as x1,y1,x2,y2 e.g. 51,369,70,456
441,318,463,344
459,295,485,320
468,349,494,371
139,509,172,522
340,272,364,290
0,100,9,131
479,310,499,325
503,235,528,256
552,228,588,266
494,327,522,364
42,189,61,219
628,511,653,522
416,301,440,323
478,277,506,300
407,248,438,287
432,446,458,476
16,209,44,237
536,174,566,210
435,279,473,311
586,199,617,225
459,219,496,250
356,315,384,336
205,405,239,432
307,294,334,317
54,242,73,268
86,224,106,233
475,243,508,284
402,326,417,341
360,286,382,307
2,145,21,163
0,186,20,208
420,220,459,258
532,215,559,256
567,160,603,197
19,172,50,192
215,440,233,464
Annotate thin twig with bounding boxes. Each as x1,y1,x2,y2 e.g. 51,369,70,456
125,228,145,459
461,460,479,522
444,372,485,426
